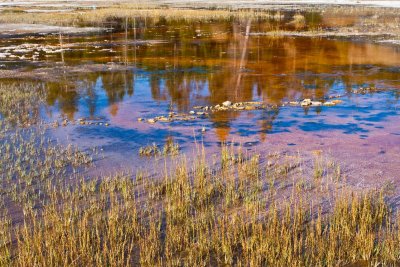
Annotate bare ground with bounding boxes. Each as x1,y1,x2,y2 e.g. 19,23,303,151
0,23,102,37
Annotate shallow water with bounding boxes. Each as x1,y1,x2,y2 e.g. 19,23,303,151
1,14,400,177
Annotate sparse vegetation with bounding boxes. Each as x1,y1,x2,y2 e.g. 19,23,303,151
0,79,399,265
139,140,180,157
0,82,44,128
0,5,282,27
163,138,180,156
1,143,400,266
1,4,400,265
139,143,160,157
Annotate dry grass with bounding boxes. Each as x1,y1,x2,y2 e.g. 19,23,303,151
0,82,45,128
139,139,180,157
1,80,400,266
0,5,281,27
0,146,399,266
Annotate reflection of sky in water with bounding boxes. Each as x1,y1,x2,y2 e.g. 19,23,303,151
1,16,399,160
42,68,400,151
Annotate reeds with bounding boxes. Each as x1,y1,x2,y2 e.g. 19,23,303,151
1,143,400,266
1,81,400,267
0,5,280,27
139,139,180,157
0,82,44,128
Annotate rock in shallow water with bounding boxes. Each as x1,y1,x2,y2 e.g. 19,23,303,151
332,99,343,104
301,99,312,106
311,101,322,106
323,101,335,106
222,101,232,107
158,117,170,122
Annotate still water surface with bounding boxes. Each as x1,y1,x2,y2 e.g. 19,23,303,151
1,15,400,174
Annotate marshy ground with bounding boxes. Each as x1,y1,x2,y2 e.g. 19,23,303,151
1,1,400,266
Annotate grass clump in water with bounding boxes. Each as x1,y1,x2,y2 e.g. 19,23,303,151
139,143,159,157
0,82,44,128
139,140,180,157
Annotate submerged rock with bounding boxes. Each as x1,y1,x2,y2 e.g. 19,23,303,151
328,94,345,99
332,99,343,104
353,86,382,94
323,99,342,106
323,101,335,106
158,117,170,122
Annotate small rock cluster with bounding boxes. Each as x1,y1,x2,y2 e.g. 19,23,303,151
138,101,270,124
52,118,110,128
288,98,343,107
138,112,200,124
352,86,383,94
138,97,345,125
193,101,268,112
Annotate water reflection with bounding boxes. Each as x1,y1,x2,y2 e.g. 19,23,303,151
43,34,400,114
1,16,400,143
